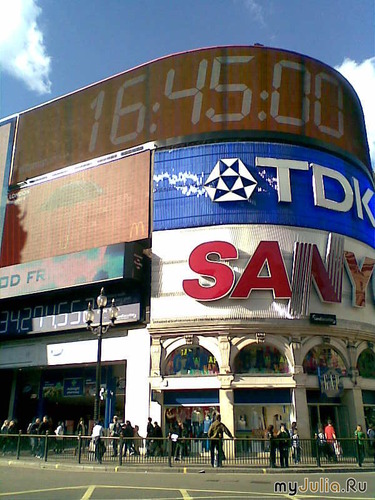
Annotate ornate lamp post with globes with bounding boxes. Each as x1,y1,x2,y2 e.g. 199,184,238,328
85,288,118,423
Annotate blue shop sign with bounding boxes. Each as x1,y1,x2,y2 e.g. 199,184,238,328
63,378,84,397
154,142,375,248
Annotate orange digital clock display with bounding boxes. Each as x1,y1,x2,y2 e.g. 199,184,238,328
11,45,370,184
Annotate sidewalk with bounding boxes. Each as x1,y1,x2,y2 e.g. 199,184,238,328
1,455,374,474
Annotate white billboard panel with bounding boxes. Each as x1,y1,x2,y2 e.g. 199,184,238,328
151,225,375,331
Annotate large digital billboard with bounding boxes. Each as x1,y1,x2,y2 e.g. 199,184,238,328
153,142,375,249
11,46,370,185
1,150,150,267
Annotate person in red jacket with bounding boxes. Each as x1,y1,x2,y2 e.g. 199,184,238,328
324,419,337,462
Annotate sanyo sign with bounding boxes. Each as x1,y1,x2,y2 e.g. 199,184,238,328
182,236,375,313
255,158,375,228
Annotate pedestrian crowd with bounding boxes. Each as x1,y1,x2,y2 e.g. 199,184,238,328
266,421,299,468
0,415,65,457
1,415,375,467
266,418,375,468
88,415,167,464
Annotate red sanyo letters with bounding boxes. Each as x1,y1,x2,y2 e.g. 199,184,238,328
182,240,375,308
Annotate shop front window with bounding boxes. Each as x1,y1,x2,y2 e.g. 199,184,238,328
303,345,347,375
165,406,219,437
357,349,375,379
233,344,290,374
364,406,375,428
234,405,291,440
164,346,219,376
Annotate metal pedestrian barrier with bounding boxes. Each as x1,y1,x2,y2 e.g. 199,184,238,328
1,433,374,468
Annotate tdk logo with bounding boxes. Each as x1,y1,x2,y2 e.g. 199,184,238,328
204,156,375,228
204,158,257,202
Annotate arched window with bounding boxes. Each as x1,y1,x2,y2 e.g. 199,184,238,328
233,344,290,374
357,349,375,379
303,345,347,375
164,345,219,376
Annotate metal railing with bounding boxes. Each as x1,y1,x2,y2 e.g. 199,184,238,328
1,433,374,468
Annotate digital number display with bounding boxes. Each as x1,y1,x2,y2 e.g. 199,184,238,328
0,291,141,336
12,46,370,184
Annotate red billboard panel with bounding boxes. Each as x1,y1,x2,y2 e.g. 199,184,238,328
1,151,150,266
0,120,15,248
11,46,370,184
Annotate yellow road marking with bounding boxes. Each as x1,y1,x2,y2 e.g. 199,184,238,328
0,486,88,497
81,485,96,500
0,482,371,500
179,488,192,499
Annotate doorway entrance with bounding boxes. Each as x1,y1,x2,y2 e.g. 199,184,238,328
308,404,350,438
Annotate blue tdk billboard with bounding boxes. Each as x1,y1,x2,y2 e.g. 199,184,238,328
153,142,375,249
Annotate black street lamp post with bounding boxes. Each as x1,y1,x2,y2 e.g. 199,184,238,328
85,288,118,423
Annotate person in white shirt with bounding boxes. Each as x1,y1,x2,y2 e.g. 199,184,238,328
54,421,64,454
91,420,104,463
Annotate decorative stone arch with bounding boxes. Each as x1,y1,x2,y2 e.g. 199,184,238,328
162,337,188,360
161,337,186,373
300,336,322,361
197,336,221,368
331,338,350,368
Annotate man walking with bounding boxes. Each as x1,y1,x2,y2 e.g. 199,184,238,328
355,424,366,466
110,415,122,457
367,423,375,464
37,415,50,458
207,414,232,467
324,419,337,462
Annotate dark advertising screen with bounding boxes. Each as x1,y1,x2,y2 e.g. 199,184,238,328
1,151,150,267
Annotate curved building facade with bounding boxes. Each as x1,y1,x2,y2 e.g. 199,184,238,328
148,46,374,440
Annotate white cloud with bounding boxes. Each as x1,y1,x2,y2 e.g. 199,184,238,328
0,0,51,94
236,0,265,25
335,57,375,170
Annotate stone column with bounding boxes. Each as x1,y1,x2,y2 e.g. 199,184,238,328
219,386,234,432
218,334,231,374
341,387,366,434
219,378,235,459
150,336,162,377
293,385,310,439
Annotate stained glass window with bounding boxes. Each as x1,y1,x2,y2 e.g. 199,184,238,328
234,344,290,374
164,346,219,376
303,345,347,375
357,349,375,379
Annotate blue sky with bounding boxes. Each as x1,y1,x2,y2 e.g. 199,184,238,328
0,0,374,167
